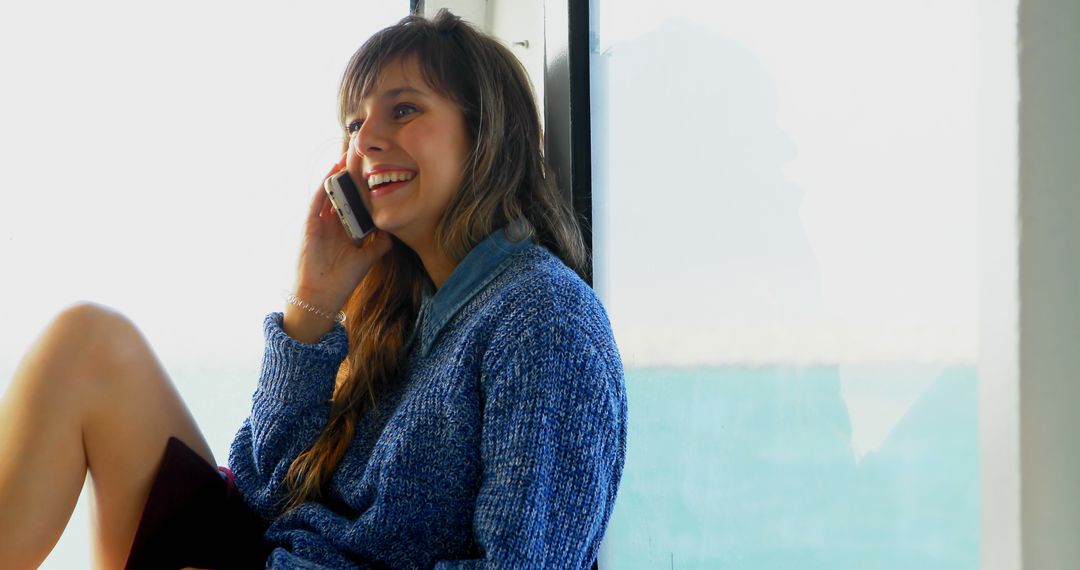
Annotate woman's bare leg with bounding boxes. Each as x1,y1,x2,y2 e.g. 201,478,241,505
0,302,215,569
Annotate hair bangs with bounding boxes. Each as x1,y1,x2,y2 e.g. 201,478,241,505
336,16,468,137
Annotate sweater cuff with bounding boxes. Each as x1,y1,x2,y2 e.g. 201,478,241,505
257,312,349,403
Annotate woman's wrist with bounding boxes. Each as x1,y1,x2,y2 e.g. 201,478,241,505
282,290,345,344
282,305,338,344
285,293,346,324
291,280,348,311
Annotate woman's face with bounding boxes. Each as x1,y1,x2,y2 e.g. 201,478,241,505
344,56,471,255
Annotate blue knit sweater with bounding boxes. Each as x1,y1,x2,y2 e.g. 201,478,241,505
228,229,627,569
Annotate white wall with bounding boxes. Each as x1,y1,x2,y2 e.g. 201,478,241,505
978,0,1021,567
487,0,546,120
1019,0,1080,566
426,0,489,29
424,0,546,123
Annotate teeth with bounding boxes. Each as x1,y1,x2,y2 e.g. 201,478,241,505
366,171,416,188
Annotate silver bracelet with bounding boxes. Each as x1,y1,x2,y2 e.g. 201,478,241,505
285,293,346,324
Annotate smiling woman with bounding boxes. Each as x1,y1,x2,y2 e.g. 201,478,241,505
340,56,472,276
0,7,624,570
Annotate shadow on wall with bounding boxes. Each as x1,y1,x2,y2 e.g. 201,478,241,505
593,18,824,352
594,18,979,570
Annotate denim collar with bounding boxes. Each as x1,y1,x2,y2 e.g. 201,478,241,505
413,226,532,358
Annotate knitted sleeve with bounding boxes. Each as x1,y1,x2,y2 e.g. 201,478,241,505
228,312,349,520
437,285,627,568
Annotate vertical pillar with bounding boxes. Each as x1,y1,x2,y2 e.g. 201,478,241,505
1019,0,1080,566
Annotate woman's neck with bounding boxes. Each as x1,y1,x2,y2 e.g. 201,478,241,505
401,237,456,290
421,253,456,290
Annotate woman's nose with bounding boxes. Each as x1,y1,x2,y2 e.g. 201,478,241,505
353,117,390,156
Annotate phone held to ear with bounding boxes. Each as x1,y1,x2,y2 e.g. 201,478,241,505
324,170,376,243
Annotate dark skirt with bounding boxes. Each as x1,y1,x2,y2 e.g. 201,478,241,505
124,436,273,570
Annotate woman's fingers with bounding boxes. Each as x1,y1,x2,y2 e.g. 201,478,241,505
318,186,335,220
307,184,329,221
366,229,393,258
309,154,348,221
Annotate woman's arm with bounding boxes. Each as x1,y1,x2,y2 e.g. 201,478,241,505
228,155,390,519
438,292,628,568
227,312,349,519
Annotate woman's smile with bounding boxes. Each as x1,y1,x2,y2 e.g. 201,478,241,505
363,165,419,198
369,178,412,198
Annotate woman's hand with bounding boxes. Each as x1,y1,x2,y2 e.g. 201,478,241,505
284,153,392,343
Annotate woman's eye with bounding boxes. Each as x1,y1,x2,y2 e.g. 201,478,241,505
394,104,418,119
346,120,363,134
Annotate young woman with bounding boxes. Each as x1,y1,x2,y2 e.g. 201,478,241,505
0,10,625,569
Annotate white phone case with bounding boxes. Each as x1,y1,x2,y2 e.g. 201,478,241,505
324,171,376,242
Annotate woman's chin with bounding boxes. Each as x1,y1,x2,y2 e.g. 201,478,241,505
374,221,413,247
372,218,402,236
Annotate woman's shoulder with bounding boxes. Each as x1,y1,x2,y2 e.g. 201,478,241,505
485,242,615,343
478,243,624,390
496,243,598,305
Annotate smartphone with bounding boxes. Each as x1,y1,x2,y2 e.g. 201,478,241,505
324,170,376,243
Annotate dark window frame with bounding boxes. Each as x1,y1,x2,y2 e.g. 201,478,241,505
543,0,594,284
411,0,594,285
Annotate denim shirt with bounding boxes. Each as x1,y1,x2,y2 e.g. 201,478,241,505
413,226,533,358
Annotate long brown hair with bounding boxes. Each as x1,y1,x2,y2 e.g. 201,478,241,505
282,9,589,511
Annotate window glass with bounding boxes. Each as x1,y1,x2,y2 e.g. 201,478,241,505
0,3,409,567
590,1,979,567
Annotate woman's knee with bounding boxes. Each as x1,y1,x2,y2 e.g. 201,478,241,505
53,301,143,346
4,303,145,424
52,301,132,334
42,302,155,385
